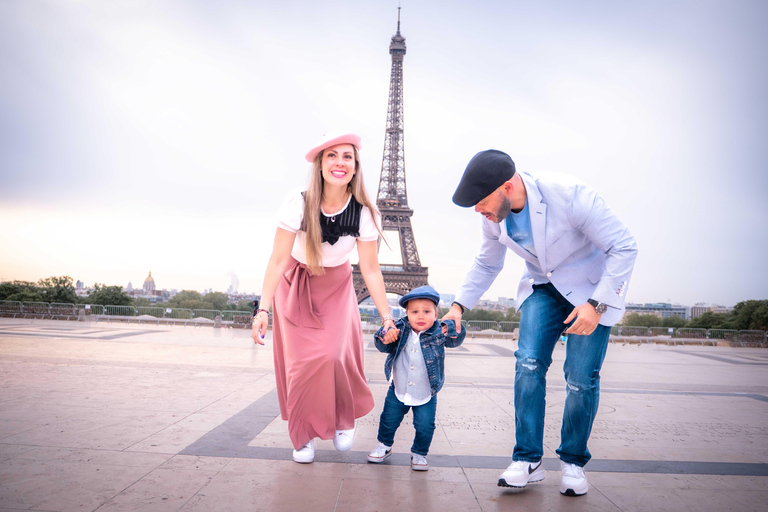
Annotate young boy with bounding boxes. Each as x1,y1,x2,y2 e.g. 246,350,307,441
367,285,466,470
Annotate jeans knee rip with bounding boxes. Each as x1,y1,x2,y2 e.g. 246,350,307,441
521,358,538,371
566,381,582,392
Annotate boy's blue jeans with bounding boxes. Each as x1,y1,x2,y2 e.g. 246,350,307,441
513,283,610,467
377,385,437,456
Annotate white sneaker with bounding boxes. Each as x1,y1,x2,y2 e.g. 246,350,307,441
560,461,588,496
411,453,429,471
497,460,545,488
333,427,355,452
292,439,314,464
367,442,392,463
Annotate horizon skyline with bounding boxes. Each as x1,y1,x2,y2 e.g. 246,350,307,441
0,269,743,309
2,1,766,309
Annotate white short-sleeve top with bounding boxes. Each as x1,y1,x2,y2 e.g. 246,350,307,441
277,190,380,267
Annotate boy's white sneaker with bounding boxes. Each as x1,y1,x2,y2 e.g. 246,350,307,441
292,439,314,464
411,453,429,471
560,461,588,496
333,427,355,452
367,442,392,463
497,460,545,488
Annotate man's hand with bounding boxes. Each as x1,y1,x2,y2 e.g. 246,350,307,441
564,303,601,336
440,304,464,334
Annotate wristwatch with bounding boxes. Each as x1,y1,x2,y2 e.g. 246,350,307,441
587,298,607,315
452,301,466,314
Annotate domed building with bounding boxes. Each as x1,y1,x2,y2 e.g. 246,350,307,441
143,271,156,295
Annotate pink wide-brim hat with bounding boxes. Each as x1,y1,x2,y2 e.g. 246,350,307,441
305,131,362,162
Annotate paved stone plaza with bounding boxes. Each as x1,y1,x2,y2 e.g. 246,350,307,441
1,318,766,511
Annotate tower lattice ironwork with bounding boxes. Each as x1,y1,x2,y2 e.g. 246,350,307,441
353,9,429,303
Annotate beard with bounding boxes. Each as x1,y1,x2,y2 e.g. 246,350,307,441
492,193,512,223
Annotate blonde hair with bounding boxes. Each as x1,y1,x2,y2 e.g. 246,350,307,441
300,146,383,275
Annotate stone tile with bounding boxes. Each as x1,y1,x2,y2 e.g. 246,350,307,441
159,454,233,472
178,471,342,512
221,458,348,478
335,477,483,512
473,481,622,512
344,462,468,482
0,457,150,511
12,446,171,468
96,466,220,512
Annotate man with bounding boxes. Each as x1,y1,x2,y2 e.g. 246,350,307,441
442,150,637,497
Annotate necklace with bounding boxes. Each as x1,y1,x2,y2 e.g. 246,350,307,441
323,194,349,223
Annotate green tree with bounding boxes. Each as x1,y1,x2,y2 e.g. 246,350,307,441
86,284,134,306
164,290,203,308
731,300,768,331
463,308,505,322
620,313,662,327
661,315,687,328
687,311,733,330
0,281,44,302
179,300,214,311
134,297,153,307
505,307,521,323
236,299,256,313
202,292,229,312
37,276,78,304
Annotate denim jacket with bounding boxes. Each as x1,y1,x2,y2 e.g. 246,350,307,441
374,318,466,396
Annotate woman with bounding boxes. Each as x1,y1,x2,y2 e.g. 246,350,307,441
252,131,396,464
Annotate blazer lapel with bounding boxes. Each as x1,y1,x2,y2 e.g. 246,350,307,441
521,173,547,272
500,216,540,265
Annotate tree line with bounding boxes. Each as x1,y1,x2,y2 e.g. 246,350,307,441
2,276,766,331
0,276,254,313
619,300,768,331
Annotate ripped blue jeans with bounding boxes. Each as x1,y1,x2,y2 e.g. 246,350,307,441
513,283,610,467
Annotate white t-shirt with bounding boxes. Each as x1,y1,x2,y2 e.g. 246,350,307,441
277,190,380,267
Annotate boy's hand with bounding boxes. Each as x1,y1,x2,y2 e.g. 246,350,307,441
382,327,400,344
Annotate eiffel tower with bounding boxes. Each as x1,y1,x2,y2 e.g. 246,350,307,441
353,8,429,303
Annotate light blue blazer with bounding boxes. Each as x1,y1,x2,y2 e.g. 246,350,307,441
455,171,638,326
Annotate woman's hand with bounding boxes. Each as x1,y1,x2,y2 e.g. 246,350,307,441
251,312,269,345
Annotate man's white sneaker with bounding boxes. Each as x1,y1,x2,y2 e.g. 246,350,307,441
333,427,355,452
560,461,588,496
497,460,545,488
292,439,314,464
367,442,392,463
411,453,429,471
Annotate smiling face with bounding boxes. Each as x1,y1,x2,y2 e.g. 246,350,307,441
406,298,438,334
320,143,357,188
474,188,511,224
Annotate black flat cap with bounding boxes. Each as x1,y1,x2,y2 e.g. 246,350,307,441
452,150,516,207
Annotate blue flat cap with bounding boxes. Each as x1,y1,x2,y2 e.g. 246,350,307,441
452,149,516,207
398,285,441,308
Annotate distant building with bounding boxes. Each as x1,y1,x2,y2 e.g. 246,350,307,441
439,294,456,308
143,272,156,295
625,302,688,319
690,303,733,319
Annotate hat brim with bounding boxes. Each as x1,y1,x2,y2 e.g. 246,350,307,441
305,133,362,162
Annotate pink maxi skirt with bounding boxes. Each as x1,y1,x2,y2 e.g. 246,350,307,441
272,258,374,449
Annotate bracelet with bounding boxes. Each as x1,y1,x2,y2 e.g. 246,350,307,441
253,308,270,318
381,315,394,323
452,301,465,314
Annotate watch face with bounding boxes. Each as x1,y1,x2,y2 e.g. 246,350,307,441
595,303,607,314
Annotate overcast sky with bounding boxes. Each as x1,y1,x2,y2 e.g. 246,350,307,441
1,0,767,307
